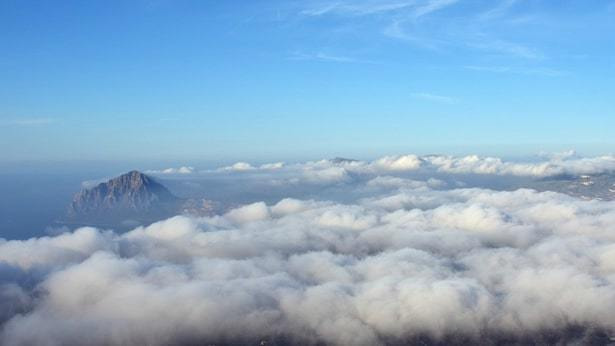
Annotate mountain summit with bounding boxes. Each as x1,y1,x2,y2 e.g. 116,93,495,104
67,171,181,224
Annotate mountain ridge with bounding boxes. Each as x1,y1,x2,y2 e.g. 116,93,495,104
67,170,181,223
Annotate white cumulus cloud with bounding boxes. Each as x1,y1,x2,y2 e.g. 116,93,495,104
3,180,615,344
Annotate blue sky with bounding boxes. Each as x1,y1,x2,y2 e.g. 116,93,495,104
1,0,614,162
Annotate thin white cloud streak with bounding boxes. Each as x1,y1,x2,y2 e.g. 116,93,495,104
468,38,545,60
383,25,545,60
301,1,418,17
289,51,377,64
300,0,551,62
300,2,340,16
478,0,518,20
410,92,457,104
464,65,567,77
381,20,444,50
412,0,458,19
81,177,112,189
383,30,545,60
301,0,458,18
3,185,615,344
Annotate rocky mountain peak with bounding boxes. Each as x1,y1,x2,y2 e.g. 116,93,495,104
67,171,179,220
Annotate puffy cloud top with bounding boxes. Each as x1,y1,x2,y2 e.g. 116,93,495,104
213,153,615,179
373,154,423,171
3,179,615,344
220,162,256,171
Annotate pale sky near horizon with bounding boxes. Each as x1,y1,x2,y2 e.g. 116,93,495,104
1,0,614,162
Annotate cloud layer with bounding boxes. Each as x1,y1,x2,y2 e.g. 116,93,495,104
2,177,615,344
146,166,195,175
211,153,615,182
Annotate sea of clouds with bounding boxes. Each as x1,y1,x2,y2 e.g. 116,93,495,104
211,152,615,178
3,153,615,345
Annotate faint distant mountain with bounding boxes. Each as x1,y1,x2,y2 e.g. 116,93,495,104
64,171,222,229
330,157,359,164
526,172,615,201
66,171,182,225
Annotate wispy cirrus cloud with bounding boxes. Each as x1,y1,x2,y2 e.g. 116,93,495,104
301,1,417,17
382,20,444,50
289,51,377,64
410,92,457,104
478,0,519,20
413,0,459,19
468,38,545,60
383,23,544,60
298,0,551,62
464,65,567,77
301,0,458,18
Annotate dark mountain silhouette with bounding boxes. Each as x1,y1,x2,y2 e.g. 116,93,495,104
66,171,182,226
330,157,359,164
